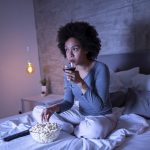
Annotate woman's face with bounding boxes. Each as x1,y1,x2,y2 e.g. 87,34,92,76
64,37,87,65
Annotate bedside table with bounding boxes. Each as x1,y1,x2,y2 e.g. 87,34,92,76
21,94,63,113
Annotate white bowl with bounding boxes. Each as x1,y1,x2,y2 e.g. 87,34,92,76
30,123,60,143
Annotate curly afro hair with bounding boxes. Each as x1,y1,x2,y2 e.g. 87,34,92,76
57,21,101,60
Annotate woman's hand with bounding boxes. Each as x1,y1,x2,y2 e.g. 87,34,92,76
41,107,52,123
41,105,59,123
65,70,82,84
65,70,88,94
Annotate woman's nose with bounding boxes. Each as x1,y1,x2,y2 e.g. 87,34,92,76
68,50,74,57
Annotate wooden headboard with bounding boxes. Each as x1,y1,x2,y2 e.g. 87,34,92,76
97,52,150,74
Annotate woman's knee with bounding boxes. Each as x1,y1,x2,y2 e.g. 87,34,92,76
32,105,46,123
74,117,115,139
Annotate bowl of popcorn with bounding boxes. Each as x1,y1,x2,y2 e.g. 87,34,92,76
30,123,60,143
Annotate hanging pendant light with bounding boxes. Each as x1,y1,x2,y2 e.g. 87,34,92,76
26,61,34,74
26,46,34,74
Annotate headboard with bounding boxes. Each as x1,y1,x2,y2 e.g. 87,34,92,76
97,52,150,74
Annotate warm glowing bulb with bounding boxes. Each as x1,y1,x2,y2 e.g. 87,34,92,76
26,62,34,74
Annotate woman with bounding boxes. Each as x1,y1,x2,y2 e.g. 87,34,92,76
34,21,117,139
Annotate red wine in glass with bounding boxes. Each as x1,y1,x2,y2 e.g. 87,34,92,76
63,63,76,71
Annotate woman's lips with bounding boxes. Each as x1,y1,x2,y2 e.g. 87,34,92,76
69,58,75,62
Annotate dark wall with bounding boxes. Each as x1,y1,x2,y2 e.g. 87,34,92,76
33,0,150,94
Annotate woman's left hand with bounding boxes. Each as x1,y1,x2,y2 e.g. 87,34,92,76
65,70,82,83
65,70,88,94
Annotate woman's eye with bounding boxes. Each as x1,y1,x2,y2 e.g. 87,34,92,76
65,48,68,52
72,47,79,52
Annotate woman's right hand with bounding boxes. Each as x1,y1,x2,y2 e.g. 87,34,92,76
41,107,52,123
41,105,60,123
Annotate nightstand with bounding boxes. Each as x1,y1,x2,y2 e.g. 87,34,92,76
21,94,63,113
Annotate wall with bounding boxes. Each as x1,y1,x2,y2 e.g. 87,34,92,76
0,0,41,118
33,0,150,94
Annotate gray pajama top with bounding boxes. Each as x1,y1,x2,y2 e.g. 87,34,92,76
59,61,112,116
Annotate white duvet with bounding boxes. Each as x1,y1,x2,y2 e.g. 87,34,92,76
0,111,149,150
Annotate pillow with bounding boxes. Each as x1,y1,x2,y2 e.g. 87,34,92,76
110,91,126,107
115,67,140,88
109,69,125,93
109,67,140,93
123,88,150,118
131,74,150,91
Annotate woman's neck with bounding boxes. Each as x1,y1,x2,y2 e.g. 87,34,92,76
76,60,95,79
76,60,94,72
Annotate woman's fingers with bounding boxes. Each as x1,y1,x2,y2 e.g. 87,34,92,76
41,112,45,122
41,109,50,123
46,113,50,121
68,75,74,80
67,73,80,83
65,72,75,81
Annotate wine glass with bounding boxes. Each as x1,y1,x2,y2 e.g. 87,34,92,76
63,62,76,72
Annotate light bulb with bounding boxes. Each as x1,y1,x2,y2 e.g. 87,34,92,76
26,62,34,74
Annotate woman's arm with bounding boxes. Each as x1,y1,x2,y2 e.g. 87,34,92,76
80,64,111,113
41,75,74,122
58,75,74,112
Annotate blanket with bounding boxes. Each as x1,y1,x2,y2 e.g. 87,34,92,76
0,111,149,150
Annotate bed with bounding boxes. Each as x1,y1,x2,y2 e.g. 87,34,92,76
0,52,150,150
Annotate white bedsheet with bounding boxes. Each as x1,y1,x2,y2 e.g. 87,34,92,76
0,112,150,150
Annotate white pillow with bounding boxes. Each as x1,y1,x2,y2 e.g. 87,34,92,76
115,67,139,85
109,70,124,93
131,74,150,91
109,67,140,93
